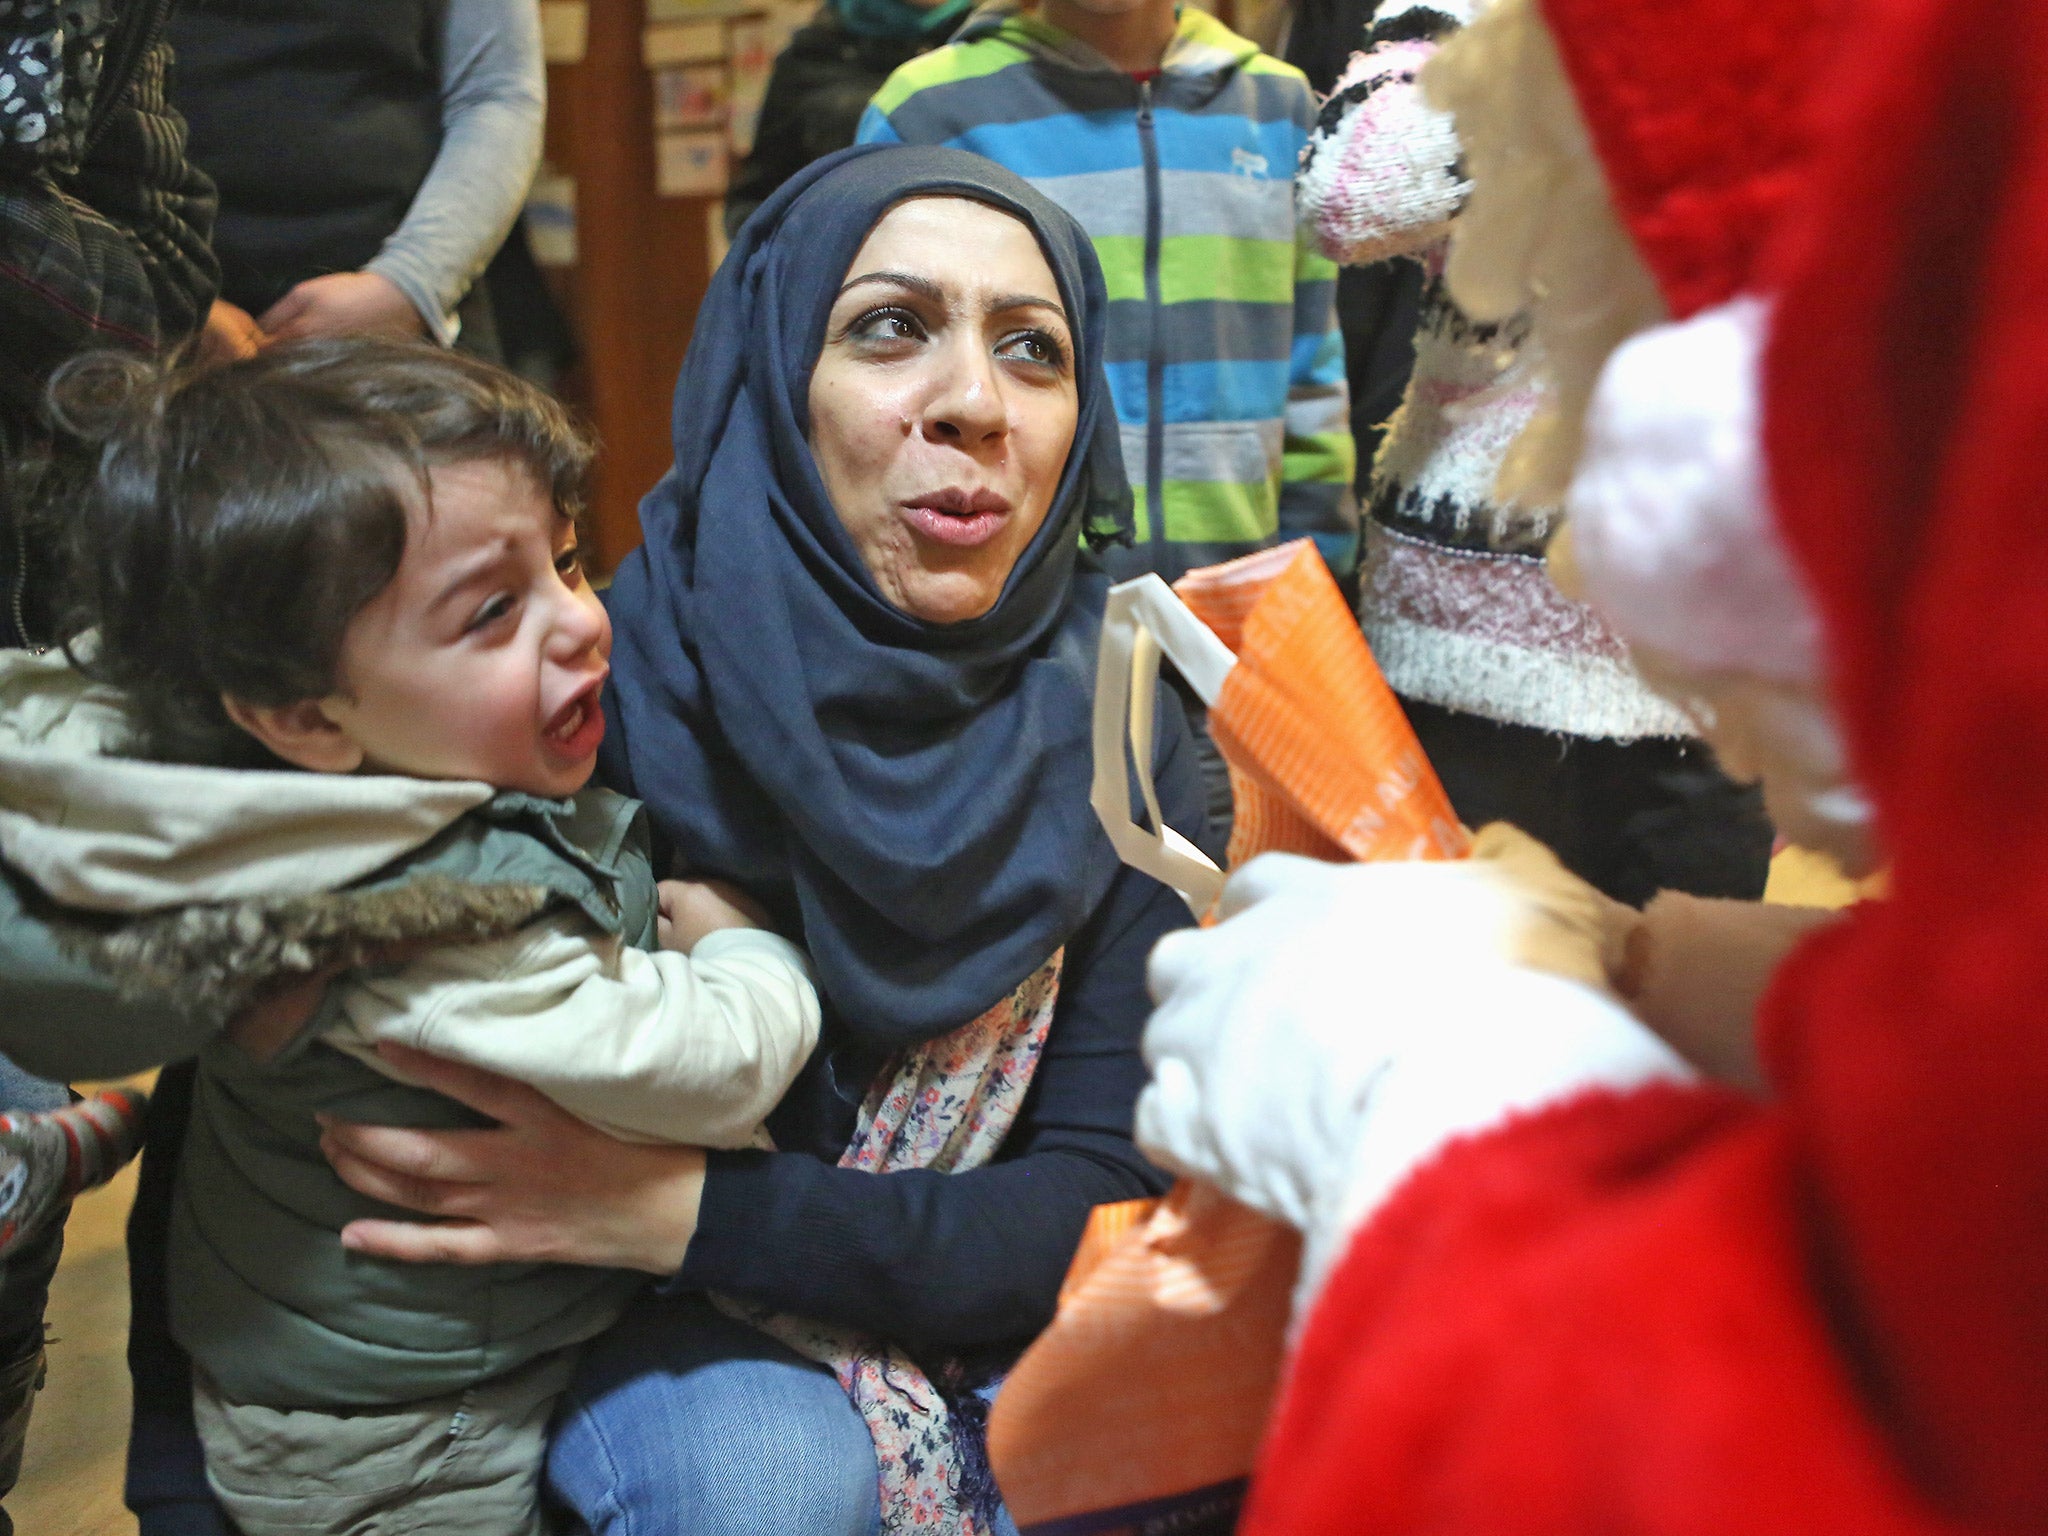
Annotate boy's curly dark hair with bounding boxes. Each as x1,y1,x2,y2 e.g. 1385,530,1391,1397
51,337,595,767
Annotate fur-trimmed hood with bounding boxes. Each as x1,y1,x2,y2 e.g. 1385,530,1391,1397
0,649,493,914
0,650,560,1021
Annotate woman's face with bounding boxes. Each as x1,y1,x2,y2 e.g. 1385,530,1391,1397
809,196,1080,625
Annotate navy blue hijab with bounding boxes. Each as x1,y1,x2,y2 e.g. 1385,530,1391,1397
599,145,1137,1047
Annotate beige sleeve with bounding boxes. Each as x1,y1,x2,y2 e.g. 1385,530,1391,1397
1611,894,1843,1094
329,914,820,1146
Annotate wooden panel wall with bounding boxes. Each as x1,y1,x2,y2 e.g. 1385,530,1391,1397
544,0,719,574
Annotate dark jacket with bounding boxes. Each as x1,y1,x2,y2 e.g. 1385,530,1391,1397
1282,0,1423,492
0,0,220,649
723,6,931,239
166,0,442,316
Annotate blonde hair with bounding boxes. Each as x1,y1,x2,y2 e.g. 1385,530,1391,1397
1422,0,1665,504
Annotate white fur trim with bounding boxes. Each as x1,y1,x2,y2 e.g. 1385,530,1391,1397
1567,297,1826,684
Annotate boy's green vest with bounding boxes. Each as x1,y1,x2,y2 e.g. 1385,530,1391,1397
170,790,661,1409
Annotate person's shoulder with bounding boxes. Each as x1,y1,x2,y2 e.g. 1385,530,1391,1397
1239,50,1313,90
868,21,1042,120
1170,9,1314,106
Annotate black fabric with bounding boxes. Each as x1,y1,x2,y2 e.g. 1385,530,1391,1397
0,1210,58,1505
724,7,932,239
1166,672,1236,848
1401,697,1776,908
1280,0,1377,95
482,225,575,386
122,1061,229,1536
600,144,1140,1051
0,1336,42,1523
1283,0,1426,497
1333,258,1424,493
1366,5,1463,47
1,2,219,649
167,0,442,315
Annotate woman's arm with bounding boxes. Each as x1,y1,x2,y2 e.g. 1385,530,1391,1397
321,1046,709,1273
363,0,545,343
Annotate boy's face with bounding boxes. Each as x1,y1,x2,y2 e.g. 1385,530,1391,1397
321,457,612,798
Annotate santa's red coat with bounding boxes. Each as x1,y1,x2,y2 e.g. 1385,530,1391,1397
1242,0,2048,1528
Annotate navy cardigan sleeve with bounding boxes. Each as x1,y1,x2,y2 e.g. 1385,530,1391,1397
674,707,1209,1352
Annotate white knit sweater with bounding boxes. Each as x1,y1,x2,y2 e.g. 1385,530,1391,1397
1300,0,1693,740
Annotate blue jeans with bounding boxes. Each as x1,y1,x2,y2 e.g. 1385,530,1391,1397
547,1293,1024,1536
548,1293,883,1536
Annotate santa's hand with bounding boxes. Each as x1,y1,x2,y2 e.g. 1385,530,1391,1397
1136,850,1692,1303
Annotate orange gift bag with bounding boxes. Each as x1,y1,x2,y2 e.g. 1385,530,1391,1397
987,540,1467,1533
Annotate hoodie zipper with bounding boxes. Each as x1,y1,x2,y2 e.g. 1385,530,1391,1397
1137,76,1165,572
10,518,39,654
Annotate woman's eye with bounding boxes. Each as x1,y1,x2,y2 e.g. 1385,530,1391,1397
998,330,1068,370
465,593,517,634
848,307,926,346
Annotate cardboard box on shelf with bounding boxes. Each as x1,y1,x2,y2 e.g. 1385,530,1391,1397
524,170,578,267
656,129,730,197
707,201,732,272
643,18,726,66
540,1,588,63
655,63,728,128
726,16,772,157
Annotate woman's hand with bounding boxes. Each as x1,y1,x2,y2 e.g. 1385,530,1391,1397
320,1042,707,1275
259,271,426,343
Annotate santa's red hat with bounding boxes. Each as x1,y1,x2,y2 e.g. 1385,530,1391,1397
1539,0,1848,318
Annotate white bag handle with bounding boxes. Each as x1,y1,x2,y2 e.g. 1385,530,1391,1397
1091,576,1236,917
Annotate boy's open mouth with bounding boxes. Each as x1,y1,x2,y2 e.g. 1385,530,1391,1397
543,679,607,757
546,698,590,742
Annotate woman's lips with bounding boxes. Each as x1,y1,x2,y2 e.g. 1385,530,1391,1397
901,490,1012,549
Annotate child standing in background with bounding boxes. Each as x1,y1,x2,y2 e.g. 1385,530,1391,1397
0,340,821,1535
858,0,1357,835
1295,0,1773,905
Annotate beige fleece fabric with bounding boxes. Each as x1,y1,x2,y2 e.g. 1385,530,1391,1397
0,650,490,913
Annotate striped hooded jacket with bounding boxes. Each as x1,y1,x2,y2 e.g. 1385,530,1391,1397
857,5,1358,583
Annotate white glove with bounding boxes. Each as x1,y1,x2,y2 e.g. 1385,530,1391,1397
1136,850,1694,1308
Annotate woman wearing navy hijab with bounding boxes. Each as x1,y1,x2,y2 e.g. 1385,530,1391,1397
320,145,1211,1534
